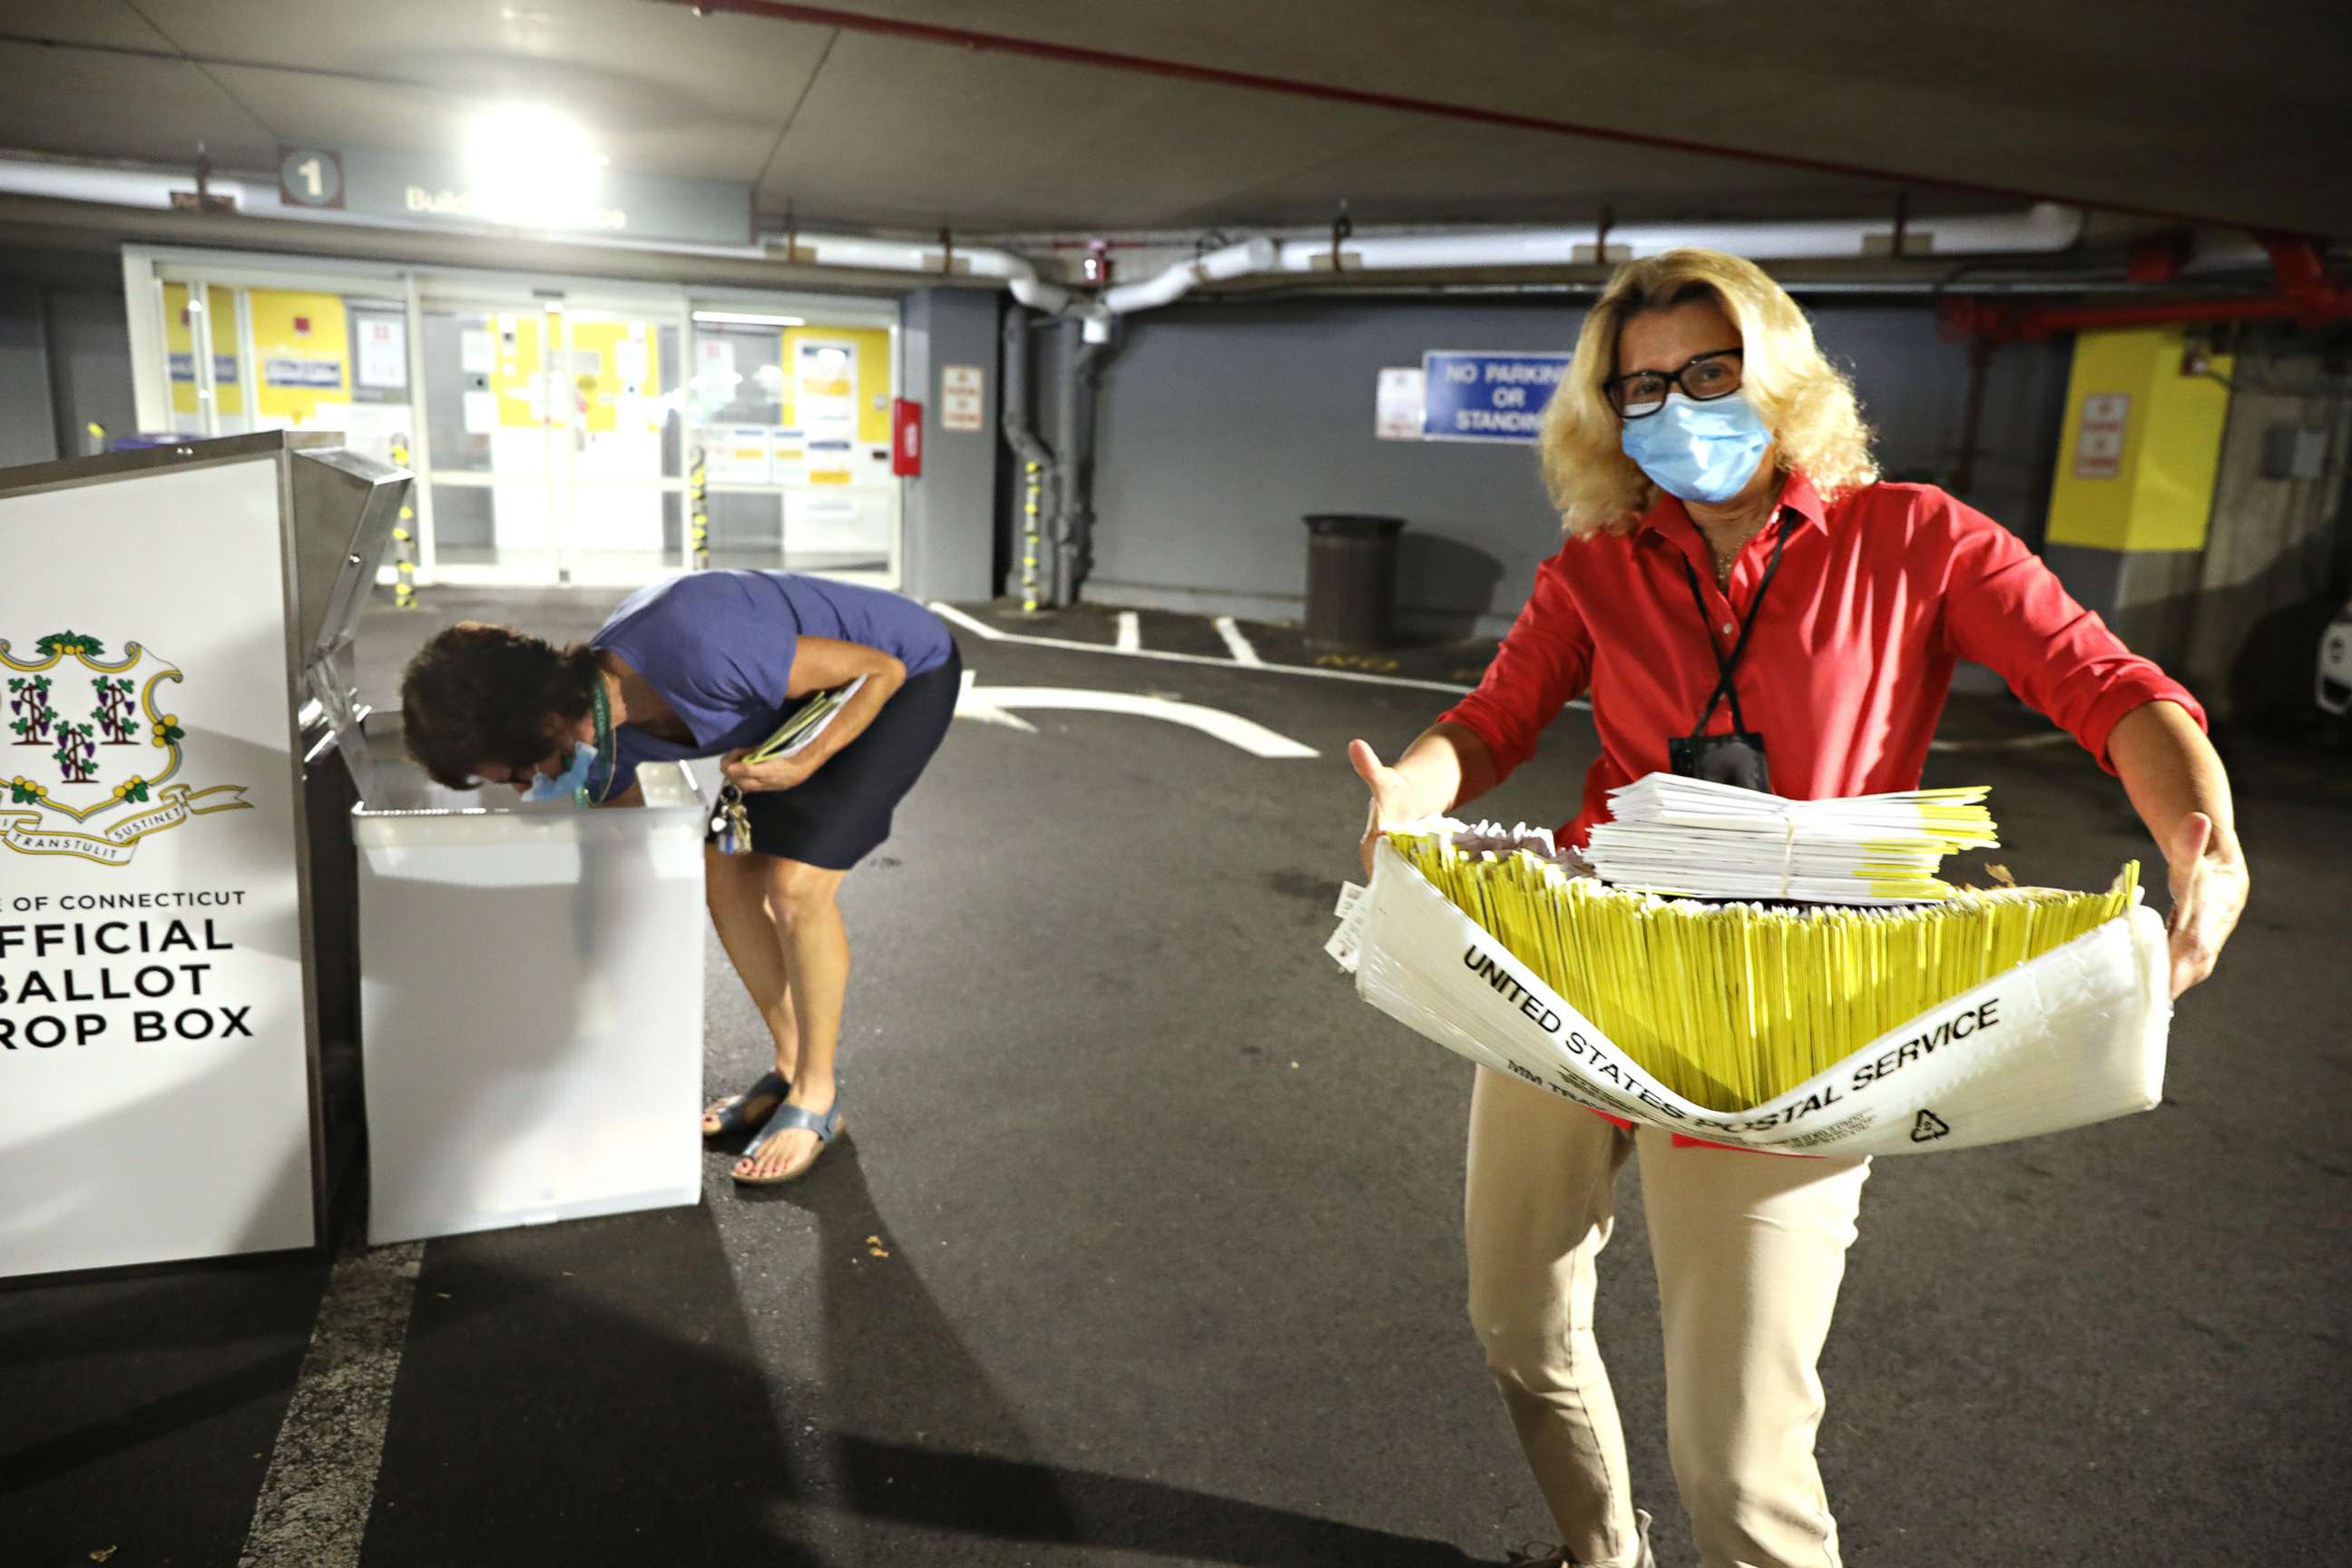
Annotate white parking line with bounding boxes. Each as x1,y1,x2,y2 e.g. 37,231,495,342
927,602,1511,699
957,675,1318,758
1213,616,1264,666
238,1241,425,1568
1115,611,1142,652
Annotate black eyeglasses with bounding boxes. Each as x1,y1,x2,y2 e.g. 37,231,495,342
1604,348,1743,419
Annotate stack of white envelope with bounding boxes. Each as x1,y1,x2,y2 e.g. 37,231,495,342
1583,773,2000,904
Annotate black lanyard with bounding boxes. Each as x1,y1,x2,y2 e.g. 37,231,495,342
1679,512,1791,738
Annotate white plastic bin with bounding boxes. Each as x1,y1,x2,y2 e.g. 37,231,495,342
354,758,708,1244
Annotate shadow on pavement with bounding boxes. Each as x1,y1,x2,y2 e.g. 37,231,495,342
0,1250,328,1563
743,1133,1484,1565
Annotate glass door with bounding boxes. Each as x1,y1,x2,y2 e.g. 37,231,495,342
560,303,685,584
126,249,902,591
416,289,688,584
688,309,902,583
418,299,561,580
152,270,417,467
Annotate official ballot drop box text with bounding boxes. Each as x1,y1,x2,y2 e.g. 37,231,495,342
0,433,406,1279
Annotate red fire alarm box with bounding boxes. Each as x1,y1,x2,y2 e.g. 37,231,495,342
892,399,923,476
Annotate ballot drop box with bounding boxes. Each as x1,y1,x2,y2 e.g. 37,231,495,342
0,433,407,1279
352,753,707,1245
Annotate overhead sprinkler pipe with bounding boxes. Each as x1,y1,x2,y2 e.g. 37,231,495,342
1094,206,2085,318
757,226,1073,306
1936,237,2352,340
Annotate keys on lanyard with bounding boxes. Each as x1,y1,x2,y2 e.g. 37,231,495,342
711,783,754,857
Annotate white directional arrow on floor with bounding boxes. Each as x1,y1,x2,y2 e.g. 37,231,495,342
955,670,1317,759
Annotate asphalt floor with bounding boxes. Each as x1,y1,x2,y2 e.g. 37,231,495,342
4,586,2347,1567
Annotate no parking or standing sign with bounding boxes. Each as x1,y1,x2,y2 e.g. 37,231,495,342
1420,351,1571,443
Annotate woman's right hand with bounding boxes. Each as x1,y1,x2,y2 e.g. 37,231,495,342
1350,739,1421,879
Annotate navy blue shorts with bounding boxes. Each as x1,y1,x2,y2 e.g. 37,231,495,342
719,642,960,871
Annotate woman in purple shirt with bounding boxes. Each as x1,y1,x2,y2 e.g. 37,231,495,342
399,571,961,1186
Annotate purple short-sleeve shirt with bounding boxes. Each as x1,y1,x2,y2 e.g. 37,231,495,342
587,571,952,796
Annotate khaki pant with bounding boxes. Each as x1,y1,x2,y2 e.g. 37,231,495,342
1465,1067,1870,1568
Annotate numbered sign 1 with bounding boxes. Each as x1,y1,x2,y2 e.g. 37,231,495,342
278,146,345,210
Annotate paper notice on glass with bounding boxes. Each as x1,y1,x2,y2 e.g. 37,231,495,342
357,318,408,390
770,429,805,484
795,339,858,446
615,338,650,385
463,389,499,434
1377,368,1426,440
806,438,854,485
692,339,740,417
701,425,771,484
461,328,495,375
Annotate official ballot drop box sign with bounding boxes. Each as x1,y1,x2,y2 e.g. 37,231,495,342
0,453,317,1275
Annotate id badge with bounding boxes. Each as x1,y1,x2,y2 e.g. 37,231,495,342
1668,730,1772,792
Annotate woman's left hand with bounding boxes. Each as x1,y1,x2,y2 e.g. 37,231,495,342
2162,810,2248,998
719,748,818,793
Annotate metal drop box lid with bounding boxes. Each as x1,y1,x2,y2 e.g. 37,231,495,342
0,430,408,688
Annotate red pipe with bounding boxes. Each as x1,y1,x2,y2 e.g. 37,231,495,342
1938,239,2350,341
671,0,2239,231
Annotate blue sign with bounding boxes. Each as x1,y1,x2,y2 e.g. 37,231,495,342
1421,351,1572,443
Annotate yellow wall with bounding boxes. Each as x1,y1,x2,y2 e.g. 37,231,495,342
567,318,663,434
248,289,351,426
489,310,546,428
2045,325,2233,553
782,325,893,444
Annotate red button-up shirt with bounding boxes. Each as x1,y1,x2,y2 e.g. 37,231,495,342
1438,474,2202,1152
1441,472,2204,849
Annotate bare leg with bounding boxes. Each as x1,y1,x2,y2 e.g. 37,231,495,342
734,856,848,1181
701,843,799,1132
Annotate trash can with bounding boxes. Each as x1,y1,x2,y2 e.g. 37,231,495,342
1303,514,1406,652
352,744,709,1244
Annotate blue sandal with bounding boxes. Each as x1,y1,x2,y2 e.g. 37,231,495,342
702,1069,789,1139
732,1096,843,1186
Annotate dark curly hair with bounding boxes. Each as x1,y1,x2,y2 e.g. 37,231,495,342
399,622,601,789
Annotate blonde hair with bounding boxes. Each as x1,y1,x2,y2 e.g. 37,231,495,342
1540,249,1877,534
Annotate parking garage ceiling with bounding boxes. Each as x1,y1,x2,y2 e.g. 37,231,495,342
0,0,2343,240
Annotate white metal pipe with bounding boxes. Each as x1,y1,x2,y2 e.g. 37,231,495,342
1093,204,2088,321
1265,202,2084,275
0,152,2130,320
1008,276,1074,311
1099,237,1278,314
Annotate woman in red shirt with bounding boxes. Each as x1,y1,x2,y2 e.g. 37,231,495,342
1351,249,2247,1568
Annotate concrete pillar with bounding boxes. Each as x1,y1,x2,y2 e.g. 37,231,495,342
897,288,1002,603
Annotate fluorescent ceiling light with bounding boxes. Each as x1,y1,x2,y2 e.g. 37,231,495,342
466,104,609,230
693,310,807,327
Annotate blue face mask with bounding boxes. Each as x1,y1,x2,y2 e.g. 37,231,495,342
525,740,598,802
1620,389,1771,505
